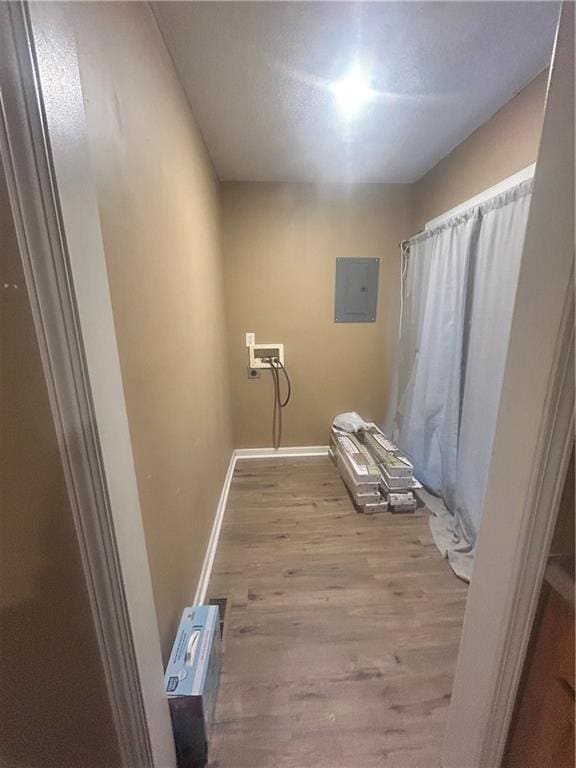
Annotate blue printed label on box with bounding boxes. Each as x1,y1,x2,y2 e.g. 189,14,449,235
165,605,219,698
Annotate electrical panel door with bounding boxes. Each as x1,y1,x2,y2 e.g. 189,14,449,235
334,257,379,323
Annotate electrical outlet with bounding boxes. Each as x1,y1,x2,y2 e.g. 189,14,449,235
245,332,255,347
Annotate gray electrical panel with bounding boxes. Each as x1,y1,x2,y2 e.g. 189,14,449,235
334,258,379,323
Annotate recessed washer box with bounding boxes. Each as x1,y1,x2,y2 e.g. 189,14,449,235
165,605,221,768
249,343,284,369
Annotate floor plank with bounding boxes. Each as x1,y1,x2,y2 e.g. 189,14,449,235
207,457,467,768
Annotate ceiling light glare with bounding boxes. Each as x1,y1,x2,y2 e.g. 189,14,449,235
331,67,375,119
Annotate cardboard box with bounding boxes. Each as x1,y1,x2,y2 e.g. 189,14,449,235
363,499,389,514
388,491,418,513
165,606,221,768
380,465,422,491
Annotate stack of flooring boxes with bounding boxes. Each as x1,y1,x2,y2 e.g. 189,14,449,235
329,422,420,514
358,426,419,512
328,428,388,513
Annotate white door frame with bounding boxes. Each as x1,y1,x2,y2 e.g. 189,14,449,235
0,3,176,767
443,4,574,767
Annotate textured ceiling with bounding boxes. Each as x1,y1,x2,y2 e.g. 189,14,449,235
153,2,558,183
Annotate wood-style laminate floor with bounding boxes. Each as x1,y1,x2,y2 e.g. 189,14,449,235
207,457,467,768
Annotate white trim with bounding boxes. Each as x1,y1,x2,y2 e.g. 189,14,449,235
425,163,536,231
485,296,574,764
235,445,330,459
442,5,573,766
193,451,237,605
0,4,176,767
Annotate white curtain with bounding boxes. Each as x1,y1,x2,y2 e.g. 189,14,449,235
390,179,533,580
396,217,476,505
454,181,532,545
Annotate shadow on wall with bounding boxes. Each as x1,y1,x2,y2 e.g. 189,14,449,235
0,447,119,768
550,446,575,557
0,165,121,768
0,483,121,768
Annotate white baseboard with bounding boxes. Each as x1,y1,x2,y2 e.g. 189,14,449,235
234,445,329,459
193,445,329,604
193,450,237,605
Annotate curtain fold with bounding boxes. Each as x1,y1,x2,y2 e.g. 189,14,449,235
454,180,532,545
395,217,477,506
390,179,533,581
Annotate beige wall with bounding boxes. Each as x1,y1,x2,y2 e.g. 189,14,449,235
0,165,121,765
413,71,548,230
550,448,575,557
71,2,233,661
221,182,412,447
